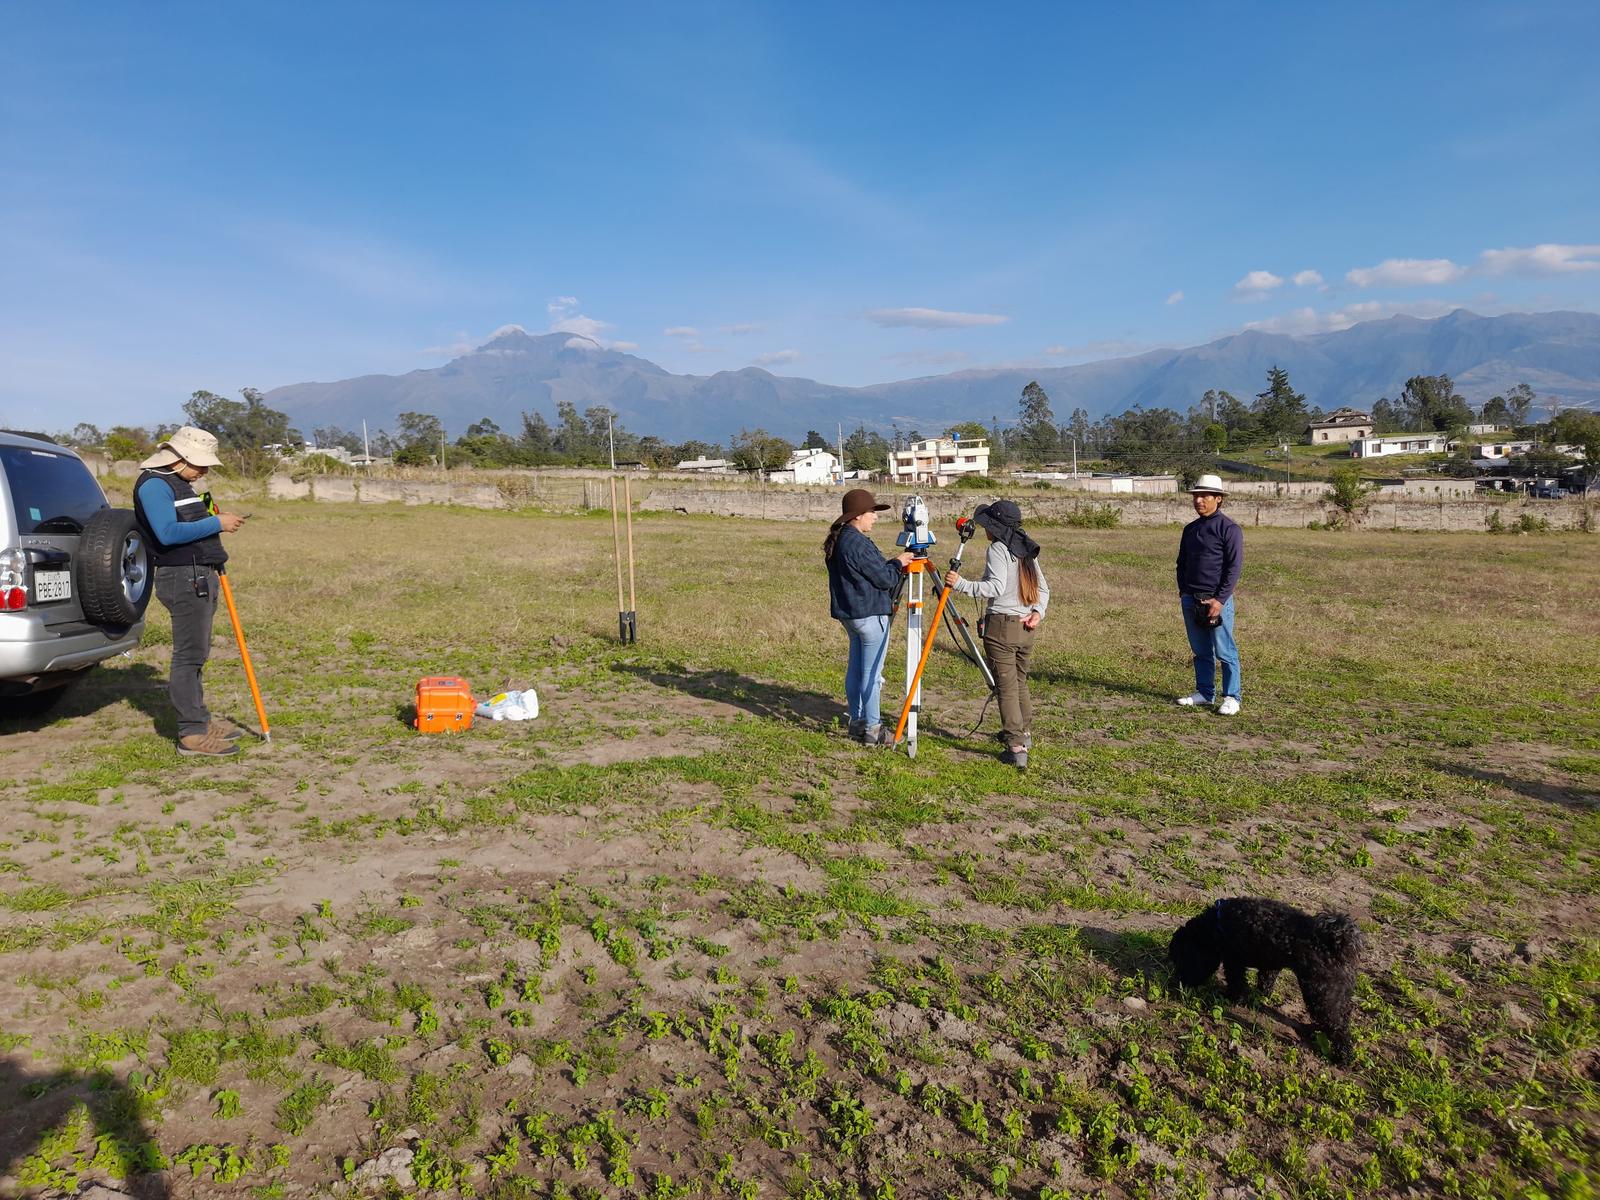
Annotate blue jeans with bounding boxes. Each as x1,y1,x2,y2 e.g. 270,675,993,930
841,615,891,729
1181,595,1240,701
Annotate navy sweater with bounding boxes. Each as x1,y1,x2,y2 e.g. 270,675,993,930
826,525,904,619
1176,510,1243,601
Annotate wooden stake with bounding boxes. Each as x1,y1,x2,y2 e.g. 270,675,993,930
624,475,637,618
609,477,627,642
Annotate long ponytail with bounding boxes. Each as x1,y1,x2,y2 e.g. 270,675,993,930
1017,553,1040,606
823,525,843,561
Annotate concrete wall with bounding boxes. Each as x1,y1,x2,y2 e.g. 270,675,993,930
268,472,1597,532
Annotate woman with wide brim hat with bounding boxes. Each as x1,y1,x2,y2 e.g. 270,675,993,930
132,426,250,758
943,499,1050,769
823,489,916,744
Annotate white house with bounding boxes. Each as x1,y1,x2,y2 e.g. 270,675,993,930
1305,408,1373,445
1349,433,1450,459
783,447,840,485
888,437,990,485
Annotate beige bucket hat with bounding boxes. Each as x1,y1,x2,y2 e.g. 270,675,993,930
140,426,224,470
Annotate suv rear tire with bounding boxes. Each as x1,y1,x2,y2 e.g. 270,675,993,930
76,509,153,627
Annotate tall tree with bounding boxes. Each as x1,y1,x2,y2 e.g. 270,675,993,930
394,411,445,464
183,388,297,450
1370,398,1404,434
1016,380,1059,462
1550,411,1600,490
803,429,829,450
66,422,104,448
1506,383,1537,427
943,420,988,442
1398,375,1472,432
729,428,793,476
520,411,554,454
1479,396,1511,427
1251,367,1311,440
843,425,890,473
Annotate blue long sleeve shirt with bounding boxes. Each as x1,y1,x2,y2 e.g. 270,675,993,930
1176,510,1243,602
135,476,222,547
826,525,904,619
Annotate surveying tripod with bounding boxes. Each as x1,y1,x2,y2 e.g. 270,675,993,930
886,498,997,758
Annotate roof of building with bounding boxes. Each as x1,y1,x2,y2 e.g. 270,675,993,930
1308,408,1372,428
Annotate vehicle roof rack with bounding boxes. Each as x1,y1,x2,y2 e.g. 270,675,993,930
0,430,60,444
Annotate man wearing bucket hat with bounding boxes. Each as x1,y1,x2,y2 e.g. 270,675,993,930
944,499,1049,768
823,489,917,745
1175,474,1243,715
133,427,249,756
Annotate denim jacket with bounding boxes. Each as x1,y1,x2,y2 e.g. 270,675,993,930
826,525,903,620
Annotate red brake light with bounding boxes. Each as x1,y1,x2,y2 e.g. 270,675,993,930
3,587,25,610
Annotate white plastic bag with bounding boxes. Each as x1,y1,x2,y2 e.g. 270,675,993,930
475,689,540,721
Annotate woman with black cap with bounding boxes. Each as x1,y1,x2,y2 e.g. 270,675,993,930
944,500,1049,769
824,489,916,744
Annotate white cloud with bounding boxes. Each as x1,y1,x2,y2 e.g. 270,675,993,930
1243,298,1461,336
1232,270,1285,299
752,349,800,367
719,322,762,335
563,336,600,350
1292,269,1323,287
1165,290,1184,305
1478,243,1600,276
547,296,580,315
663,326,700,338
611,341,639,352
550,313,612,342
1345,257,1467,288
865,307,1008,329
1043,339,1154,361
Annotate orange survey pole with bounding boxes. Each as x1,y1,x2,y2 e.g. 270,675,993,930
891,559,954,746
217,570,270,742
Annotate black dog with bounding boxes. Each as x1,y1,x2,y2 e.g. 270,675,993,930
1168,896,1363,1062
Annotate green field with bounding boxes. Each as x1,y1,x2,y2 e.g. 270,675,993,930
1219,443,1450,482
1,501,1596,1199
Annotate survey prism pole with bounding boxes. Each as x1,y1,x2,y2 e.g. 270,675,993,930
218,570,270,742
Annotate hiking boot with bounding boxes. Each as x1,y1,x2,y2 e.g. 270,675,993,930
861,725,893,747
178,731,240,758
208,721,245,742
1176,692,1212,707
1217,696,1241,716
1001,747,1029,770
847,719,866,743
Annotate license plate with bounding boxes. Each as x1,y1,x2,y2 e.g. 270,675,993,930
33,570,71,602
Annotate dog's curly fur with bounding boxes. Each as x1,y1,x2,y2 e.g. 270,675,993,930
1168,896,1363,1062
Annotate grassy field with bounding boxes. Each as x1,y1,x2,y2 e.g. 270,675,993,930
1219,443,1451,482
1,500,1597,1200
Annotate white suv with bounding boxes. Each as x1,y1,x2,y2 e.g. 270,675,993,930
0,430,151,716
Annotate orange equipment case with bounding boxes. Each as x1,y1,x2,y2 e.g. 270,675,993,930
414,676,475,733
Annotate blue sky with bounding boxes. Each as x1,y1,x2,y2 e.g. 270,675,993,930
3,1,1598,431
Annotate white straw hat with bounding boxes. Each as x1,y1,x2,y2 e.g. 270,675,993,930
1188,474,1229,495
140,426,223,470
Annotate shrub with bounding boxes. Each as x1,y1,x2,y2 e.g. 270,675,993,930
1062,503,1121,529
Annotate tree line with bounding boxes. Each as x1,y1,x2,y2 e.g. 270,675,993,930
50,371,1599,489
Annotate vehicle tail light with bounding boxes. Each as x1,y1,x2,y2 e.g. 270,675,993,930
1,548,27,610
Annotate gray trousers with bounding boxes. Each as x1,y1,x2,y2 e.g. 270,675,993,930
982,614,1038,746
154,564,218,738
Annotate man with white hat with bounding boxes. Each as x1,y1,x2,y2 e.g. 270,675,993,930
132,427,249,756
1174,474,1243,715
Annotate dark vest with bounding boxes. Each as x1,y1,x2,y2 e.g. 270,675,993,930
134,470,229,568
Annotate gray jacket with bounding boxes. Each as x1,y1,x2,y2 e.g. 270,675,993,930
952,542,1049,618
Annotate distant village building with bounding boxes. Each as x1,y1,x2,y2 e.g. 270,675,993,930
783,448,841,484
1305,408,1373,445
888,437,990,485
1349,433,1450,459
674,455,735,474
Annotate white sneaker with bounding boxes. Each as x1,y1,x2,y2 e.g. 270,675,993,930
1217,696,1241,716
1176,693,1211,707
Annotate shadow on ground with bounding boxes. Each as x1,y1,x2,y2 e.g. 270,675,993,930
617,664,843,729
1435,760,1599,812
0,662,171,736
0,1057,169,1197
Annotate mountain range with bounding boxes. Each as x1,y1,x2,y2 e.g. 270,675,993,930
268,309,1600,443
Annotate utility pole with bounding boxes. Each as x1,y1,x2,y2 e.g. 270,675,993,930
362,420,370,461
837,421,844,484
608,412,616,471
1071,436,1078,477
440,429,447,472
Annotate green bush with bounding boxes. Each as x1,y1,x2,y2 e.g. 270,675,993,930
1062,503,1121,529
